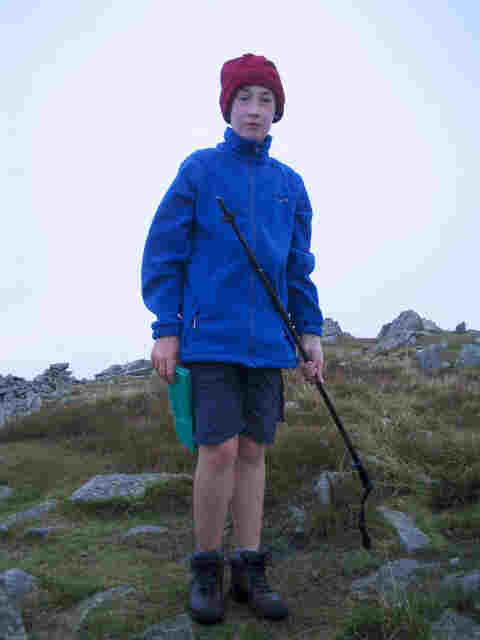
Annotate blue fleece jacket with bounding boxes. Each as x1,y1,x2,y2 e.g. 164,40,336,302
141,126,323,368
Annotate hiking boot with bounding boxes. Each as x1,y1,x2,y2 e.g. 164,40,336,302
188,551,225,624
229,550,289,620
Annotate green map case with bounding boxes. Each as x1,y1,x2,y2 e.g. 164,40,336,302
168,365,197,453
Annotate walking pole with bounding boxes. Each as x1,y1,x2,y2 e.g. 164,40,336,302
217,197,374,549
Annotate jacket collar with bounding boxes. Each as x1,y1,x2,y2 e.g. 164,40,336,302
222,126,272,162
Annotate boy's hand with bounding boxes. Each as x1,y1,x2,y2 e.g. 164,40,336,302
299,334,324,384
151,336,179,384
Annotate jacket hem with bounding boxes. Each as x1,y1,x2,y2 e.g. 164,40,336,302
180,352,298,369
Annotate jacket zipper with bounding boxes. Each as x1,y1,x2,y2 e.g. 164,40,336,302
249,154,256,357
192,311,198,329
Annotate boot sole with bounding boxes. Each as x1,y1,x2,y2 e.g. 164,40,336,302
230,587,289,620
188,604,225,625
188,594,226,625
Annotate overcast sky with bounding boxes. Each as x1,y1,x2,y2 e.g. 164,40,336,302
2,1,479,380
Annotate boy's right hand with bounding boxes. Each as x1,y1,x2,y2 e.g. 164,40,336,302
151,336,179,384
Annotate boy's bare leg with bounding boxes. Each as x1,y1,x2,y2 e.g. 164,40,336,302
231,436,266,549
193,436,238,552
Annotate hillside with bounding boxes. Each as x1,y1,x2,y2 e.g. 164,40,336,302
1,334,480,639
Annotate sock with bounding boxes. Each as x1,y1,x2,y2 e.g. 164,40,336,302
194,546,223,557
232,546,258,561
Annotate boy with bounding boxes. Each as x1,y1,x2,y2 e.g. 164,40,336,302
142,53,324,624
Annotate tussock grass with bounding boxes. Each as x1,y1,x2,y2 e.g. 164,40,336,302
335,594,433,640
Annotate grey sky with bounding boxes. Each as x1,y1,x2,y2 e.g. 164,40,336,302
2,1,479,380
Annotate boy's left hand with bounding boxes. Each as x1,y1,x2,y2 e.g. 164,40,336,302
299,334,325,383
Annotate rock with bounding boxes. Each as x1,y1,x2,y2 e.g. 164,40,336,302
314,473,332,505
24,527,59,538
442,571,480,593
378,322,392,340
53,584,135,639
373,310,423,354
94,359,153,380
0,486,13,502
0,583,28,640
378,310,424,337
121,525,168,538
377,507,430,551
288,505,306,535
74,584,135,629
351,558,435,601
94,364,124,379
0,363,79,427
422,318,443,333
456,321,467,333
285,401,300,410
0,569,36,605
456,344,480,368
0,500,58,534
313,472,353,505
131,614,194,639
416,344,447,375
431,609,480,639
322,318,344,344
69,473,192,503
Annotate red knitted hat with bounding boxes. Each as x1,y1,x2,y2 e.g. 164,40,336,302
220,53,285,124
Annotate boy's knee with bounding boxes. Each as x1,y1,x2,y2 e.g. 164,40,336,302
237,436,265,465
199,437,238,472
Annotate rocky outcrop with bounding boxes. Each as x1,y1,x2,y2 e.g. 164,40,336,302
373,311,447,355
94,359,153,380
373,310,424,354
0,363,79,427
0,359,156,428
322,318,345,343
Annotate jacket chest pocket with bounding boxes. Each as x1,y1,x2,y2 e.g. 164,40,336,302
270,194,294,247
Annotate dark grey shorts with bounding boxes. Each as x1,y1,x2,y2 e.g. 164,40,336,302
186,363,284,447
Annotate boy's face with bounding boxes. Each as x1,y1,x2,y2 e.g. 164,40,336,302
230,85,276,142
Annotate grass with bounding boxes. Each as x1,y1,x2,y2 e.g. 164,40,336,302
1,343,480,638
334,594,433,640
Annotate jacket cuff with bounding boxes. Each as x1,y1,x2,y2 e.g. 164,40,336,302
152,321,181,340
297,325,323,337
